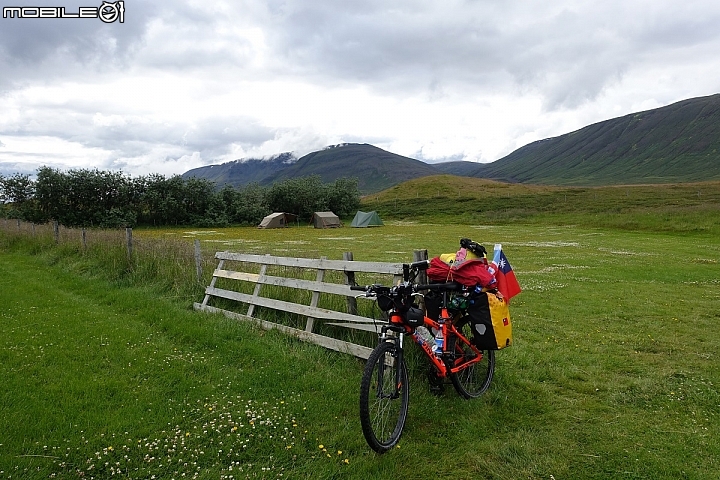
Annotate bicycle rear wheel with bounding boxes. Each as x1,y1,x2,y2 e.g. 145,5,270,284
359,341,409,453
448,316,495,399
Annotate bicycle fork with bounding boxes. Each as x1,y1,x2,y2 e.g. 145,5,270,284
377,326,405,400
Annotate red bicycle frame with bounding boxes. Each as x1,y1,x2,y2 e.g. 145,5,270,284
389,306,483,379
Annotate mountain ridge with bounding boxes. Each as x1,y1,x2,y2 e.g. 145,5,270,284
182,93,720,191
470,93,720,185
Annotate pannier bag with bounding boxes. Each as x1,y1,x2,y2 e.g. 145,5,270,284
465,291,513,350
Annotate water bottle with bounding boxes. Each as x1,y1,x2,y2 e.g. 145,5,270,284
416,326,434,345
434,328,444,356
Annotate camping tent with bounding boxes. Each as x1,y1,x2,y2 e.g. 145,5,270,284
311,211,342,229
258,212,297,228
350,210,384,228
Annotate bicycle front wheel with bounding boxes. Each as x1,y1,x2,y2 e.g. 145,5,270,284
448,316,495,399
359,341,409,453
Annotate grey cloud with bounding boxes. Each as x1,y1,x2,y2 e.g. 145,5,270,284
253,1,720,108
88,115,278,164
9,0,718,109
1,100,278,169
0,0,160,89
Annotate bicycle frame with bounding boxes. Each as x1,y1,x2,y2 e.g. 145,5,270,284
387,305,483,380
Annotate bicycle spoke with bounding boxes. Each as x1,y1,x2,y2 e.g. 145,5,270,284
360,342,409,453
448,318,495,398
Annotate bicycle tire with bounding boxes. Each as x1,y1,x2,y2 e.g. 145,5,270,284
359,341,409,453
447,316,495,399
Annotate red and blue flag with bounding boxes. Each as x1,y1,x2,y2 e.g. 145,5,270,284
490,246,522,302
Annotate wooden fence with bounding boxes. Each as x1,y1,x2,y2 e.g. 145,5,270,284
194,250,428,359
1,220,431,359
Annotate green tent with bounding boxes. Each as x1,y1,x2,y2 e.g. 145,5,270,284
350,211,384,228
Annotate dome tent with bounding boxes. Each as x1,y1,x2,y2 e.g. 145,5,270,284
350,210,384,228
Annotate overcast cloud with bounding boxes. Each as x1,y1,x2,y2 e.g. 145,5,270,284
2,0,720,177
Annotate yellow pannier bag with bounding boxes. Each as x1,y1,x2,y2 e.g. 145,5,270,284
466,291,513,350
487,292,512,349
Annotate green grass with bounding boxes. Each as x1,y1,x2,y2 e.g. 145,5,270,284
1,215,720,479
361,176,720,236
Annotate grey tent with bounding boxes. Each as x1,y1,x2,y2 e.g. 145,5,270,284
258,212,297,228
311,211,342,228
350,210,384,228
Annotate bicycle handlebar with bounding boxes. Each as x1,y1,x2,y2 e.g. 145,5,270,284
350,281,461,294
409,259,430,271
414,282,463,292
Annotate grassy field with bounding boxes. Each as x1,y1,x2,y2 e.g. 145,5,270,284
1,209,720,478
361,176,720,236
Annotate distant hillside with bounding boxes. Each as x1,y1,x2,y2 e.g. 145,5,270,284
471,94,720,185
182,152,297,187
272,144,440,193
433,161,484,176
361,174,720,234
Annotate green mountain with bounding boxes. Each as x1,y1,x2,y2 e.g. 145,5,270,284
470,93,720,185
182,94,720,190
272,143,439,193
183,143,439,194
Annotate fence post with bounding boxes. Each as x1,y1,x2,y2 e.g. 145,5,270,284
194,239,203,282
81,228,87,251
17,219,21,231
245,255,268,317
343,252,358,315
305,256,327,333
53,221,59,244
32,223,36,236
413,249,428,284
125,227,133,260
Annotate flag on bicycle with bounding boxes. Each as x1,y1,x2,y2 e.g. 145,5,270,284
489,244,521,302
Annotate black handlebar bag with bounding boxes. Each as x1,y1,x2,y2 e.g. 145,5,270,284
423,290,442,321
465,291,513,350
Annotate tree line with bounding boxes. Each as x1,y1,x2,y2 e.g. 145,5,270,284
0,167,360,228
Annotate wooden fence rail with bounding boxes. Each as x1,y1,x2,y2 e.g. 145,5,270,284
194,250,427,359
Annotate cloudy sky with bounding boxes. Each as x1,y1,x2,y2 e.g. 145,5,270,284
1,0,720,177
